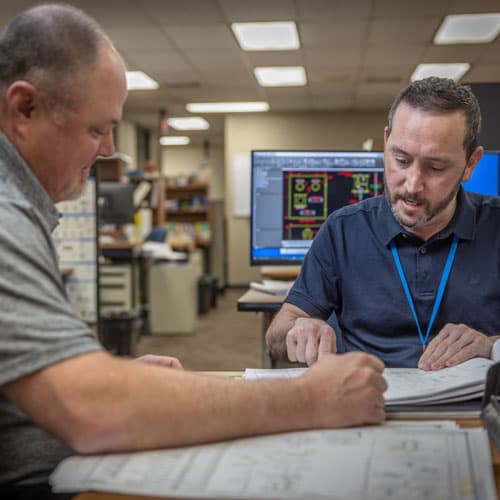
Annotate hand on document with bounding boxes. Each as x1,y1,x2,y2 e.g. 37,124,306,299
418,323,495,371
303,352,387,427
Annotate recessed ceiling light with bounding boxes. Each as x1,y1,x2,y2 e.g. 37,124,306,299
186,102,270,113
125,71,159,90
159,136,190,146
231,22,300,51
254,66,307,87
434,13,500,44
410,63,471,82
167,117,209,130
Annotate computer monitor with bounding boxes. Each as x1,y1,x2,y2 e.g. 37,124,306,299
250,150,500,266
98,182,135,225
462,150,500,196
250,150,385,266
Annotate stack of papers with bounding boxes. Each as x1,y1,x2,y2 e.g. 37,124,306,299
50,423,496,499
249,279,294,295
383,357,492,405
244,357,493,406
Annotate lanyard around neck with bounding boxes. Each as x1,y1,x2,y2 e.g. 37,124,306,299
390,234,459,349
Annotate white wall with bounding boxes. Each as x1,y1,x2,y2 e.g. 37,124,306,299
115,119,137,170
224,110,388,285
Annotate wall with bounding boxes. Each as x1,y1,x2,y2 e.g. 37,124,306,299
224,110,388,286
115,119,137,170
161,144,225,201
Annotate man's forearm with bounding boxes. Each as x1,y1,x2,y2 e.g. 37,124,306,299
5,352,314,454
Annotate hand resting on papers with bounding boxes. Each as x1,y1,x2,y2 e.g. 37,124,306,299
418,323,495,371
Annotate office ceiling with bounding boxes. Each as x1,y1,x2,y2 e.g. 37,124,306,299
1,0,500,144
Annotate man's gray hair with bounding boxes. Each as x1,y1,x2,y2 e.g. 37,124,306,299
387,77,482,160
0,3,112,115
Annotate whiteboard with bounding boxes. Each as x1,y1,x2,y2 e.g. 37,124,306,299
52,178,98,323
232,153,250,217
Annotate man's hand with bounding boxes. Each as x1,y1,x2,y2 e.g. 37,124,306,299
303,352,387,427
135,354,183,369
418,323,494,371
286,318,336,366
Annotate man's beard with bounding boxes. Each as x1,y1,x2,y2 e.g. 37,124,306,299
385,174,462,230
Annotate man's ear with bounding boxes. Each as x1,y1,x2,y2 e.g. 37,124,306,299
384,125,389,146
4,81,39,136
462,146,483,183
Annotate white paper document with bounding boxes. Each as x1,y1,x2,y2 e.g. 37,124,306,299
244,358,493,405
50,426,496,499
249,280,294,295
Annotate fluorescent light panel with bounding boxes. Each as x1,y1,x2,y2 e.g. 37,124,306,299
254,66,307,87
168,117,209,130
186,102,270,113
231,21,300,51
434,13,500,44
126,71,159,90
411,63,471,82
159,136,190,146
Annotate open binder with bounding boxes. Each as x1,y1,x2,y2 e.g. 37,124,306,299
481,362,500,451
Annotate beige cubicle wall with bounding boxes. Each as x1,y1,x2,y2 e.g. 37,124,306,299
224,110,388,286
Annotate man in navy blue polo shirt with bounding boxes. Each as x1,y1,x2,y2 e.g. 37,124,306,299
266,76,500,369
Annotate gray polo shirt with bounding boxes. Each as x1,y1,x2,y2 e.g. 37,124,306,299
0,132,102,485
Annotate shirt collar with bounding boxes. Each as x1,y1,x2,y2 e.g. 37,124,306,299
0,131,60,232
378,187,476,246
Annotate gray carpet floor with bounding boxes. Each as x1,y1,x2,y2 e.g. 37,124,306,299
136,288,264,371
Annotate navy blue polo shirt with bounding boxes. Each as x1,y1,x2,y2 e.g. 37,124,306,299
286,188,500,367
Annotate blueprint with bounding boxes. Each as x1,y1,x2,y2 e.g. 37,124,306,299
51,425,496,499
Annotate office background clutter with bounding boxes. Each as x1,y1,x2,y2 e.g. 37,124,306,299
10,0,499,365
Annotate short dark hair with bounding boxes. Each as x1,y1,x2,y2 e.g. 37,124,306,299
0,3,111,115
387,77,482,160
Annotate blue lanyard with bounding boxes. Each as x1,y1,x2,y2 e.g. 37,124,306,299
390,234,459,350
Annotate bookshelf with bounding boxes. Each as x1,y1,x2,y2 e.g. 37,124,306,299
164,182,211,249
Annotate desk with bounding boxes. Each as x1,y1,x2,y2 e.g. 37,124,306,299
237,289,285,368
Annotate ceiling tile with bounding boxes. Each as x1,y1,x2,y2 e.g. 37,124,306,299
373,0,450,18
139,0,226,25
477,38,500,63
421,45,486,64
303,47,364,68
69,0,154,28
164,25,237,50
364,46,425,67
106,27,174,51
218,0,296,22
183,49,248,72
300,21,369,49
367,18,441,46
465,64,500,83
246,51,305,66
449,0,500,14
296,0,372,21
123,49,193,75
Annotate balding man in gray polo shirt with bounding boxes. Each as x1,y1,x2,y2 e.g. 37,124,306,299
0,5,386,498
